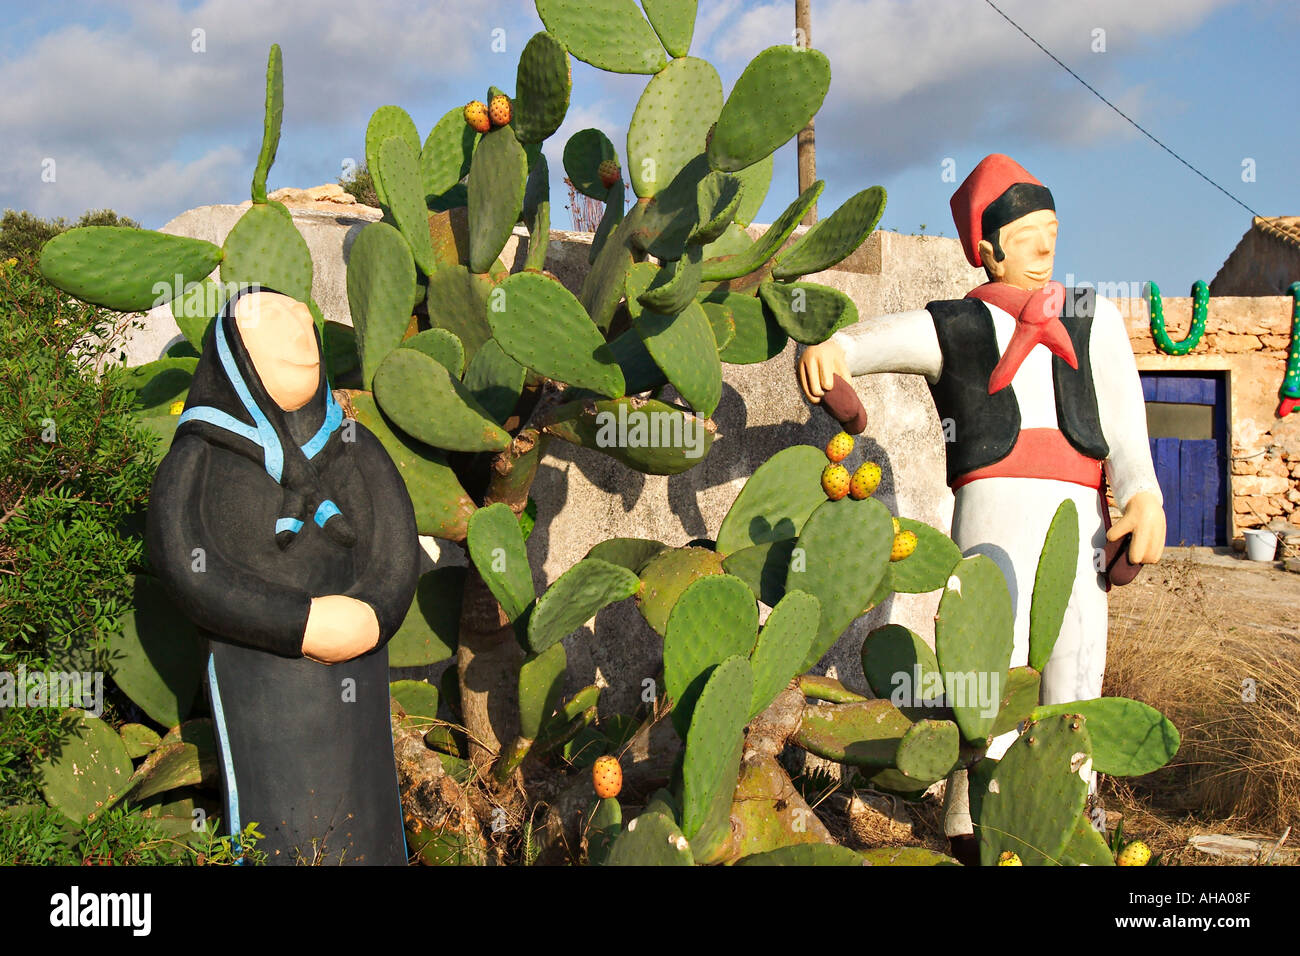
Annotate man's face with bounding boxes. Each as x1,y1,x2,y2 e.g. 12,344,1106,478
234,291,320,411
979,208,1058,290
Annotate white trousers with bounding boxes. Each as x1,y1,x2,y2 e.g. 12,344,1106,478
942,477,1109,836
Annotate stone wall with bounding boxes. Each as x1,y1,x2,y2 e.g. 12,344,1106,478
1116,295,1300,537
125,200,983,710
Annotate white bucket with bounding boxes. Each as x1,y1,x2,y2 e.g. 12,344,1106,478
1243,529,1278,562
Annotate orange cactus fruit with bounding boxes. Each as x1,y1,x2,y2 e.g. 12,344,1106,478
825,431,853,463
592,755,622,799
464,100,491,133
890,530,918,561
488,93,512,126
821,463,850,500
850,462,881,499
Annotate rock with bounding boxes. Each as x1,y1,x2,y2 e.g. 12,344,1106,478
1188,831,1297,864
1286,557,1300,574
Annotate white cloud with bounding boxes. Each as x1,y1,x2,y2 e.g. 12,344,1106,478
0,0,531,221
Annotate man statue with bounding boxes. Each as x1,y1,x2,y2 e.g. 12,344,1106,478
797,154,1165,860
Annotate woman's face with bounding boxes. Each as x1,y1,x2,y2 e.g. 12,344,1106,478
234,292,320,411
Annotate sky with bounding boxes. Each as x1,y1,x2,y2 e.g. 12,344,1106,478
1,0,1296,293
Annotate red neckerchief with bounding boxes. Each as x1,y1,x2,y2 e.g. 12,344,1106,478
965,280,1078,394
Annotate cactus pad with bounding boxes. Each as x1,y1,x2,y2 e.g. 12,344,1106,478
1031,698,1180,776
421,106,479,200
771,186,886,280
607,811,694,865
635,545,725,636
342,390,475,540
39,228,223,313
463,339,526,424
425,263,495,363
489,271,624,397
563,128,621,200
542,395,715,474
707,45,831,172
701,180,823,282
664,575,759,736
861,623,944,705
123,719,217,803
35,712,133,823
641,0,697,57
468,126,529,274
700,300,736,352
514,31,571,144
717,444,828,555
758,279,858,345
378,135,438,275
795,698,912,767
681,655,752,862
895,718,960,784
250,44,283,203
112,576,204,727
536,0,667,74
606,327,669,393
585,537,666,574
786,496,894,671
527,558,641,654
467,502,535,628
717,292,787,364
630,297,721,417
401,328,465,377
388,566,466,667
347,221,416,388
722,538,795,607
221,203,314,303
990,666,1042,738
1029,498,1080,672
934,555,1015,745
731,154,774,226
627,57,721,198
580,202,644,331
372,348,510,452
978,713,1093,866
365,105,420,207
736,844,865,866
886,516,962,593
748,590,819,718
636,247,704,316
519,642,567,739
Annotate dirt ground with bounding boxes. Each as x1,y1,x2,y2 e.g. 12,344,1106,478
1109,548,1300,648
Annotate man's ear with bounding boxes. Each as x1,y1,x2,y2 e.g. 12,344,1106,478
978,239,1003,279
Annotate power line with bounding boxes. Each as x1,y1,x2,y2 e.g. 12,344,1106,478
982,0,1261,219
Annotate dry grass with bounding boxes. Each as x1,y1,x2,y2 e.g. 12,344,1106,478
1104,584,1300,838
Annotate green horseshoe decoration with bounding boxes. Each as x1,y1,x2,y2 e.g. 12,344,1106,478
1147,280,1208,356
1277,281,1300,418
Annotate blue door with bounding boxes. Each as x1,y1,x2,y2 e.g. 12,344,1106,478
1140,373,1227,546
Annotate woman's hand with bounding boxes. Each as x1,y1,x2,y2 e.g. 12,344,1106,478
301,595,380,663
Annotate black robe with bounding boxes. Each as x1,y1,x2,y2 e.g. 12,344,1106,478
146,286,420,865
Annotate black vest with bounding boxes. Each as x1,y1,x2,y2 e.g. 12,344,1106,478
926,289,1109,487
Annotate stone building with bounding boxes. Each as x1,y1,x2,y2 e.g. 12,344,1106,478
1211,216,1300,297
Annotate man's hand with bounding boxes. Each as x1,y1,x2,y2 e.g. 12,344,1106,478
302,595,380,663
1106,491,1165,565
798,340,849,403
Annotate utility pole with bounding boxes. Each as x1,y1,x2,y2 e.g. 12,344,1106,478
795,0,817,225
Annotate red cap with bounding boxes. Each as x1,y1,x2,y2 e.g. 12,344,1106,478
950,154,1048,268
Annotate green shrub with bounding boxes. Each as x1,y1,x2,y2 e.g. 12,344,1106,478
0,209,140,261
0,251,155,806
